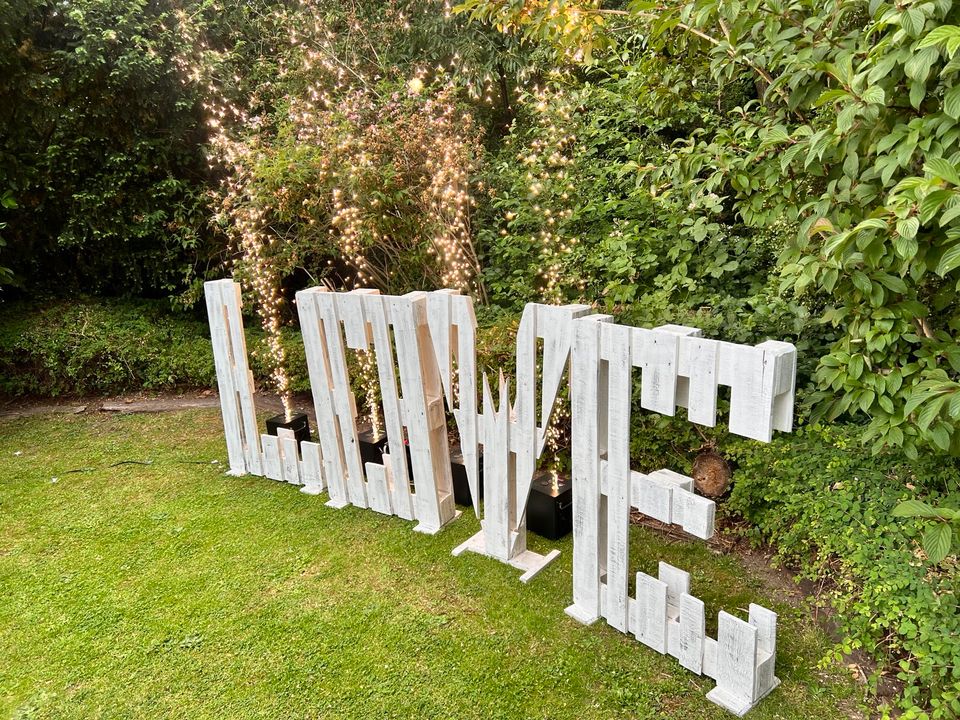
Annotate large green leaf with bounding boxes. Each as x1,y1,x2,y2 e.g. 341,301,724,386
893,499,940,517
925,158,960,186
936,242,960,276
923,523,953,563
945,84,960,119
917,24,960,51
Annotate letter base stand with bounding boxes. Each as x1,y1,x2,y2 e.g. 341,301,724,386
413,509,462,535
452,530,560,583
706,676,780,717
563,603,601,626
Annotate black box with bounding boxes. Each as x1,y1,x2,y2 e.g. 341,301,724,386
381,438,414,491
266,412,311,446
358,428,388,467
450,446,484,507
527,471,572,540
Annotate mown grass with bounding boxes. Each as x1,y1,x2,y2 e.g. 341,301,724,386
1,409,864,719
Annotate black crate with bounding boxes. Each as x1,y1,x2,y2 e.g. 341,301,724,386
381,438,413,488
527,471,572,540
265,412,311,446
358,428,388,467
450,446,484,507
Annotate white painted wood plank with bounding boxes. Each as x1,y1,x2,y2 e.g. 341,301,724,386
279,435,301,485
363,293,414,520
749,604,777,658
667,336,798,441
219,281,262,475
684,336,719,427
426,290,455,401
703,636,719,680
511,304,537,524
389,293,454,533
316,291,368,508
338,289,377,350
678,593,706,674
666,614,681,659
761,341,797,434
481,374,511,561
601,321,632,633
655,324,702,336
726,340,796,443
630,470,645,510
638,474,673,524
726,345,769,442
299,441,324,494
632,572,668,653
204,280,246,475
709,611,759,713
450,295,481,517
749,604,778,699
365,462,393,515
649,468,694,491
649,469,696,531
634,328,679,416
566,315,612,624
658,562,691,609
654,324,700,411
261,434,282,481
536,303,593,453
323,459,349,508
680,492,716,540
296,288,349,506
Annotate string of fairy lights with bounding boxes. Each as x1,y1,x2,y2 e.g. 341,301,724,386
171,0,585,446
357,349,382,437
509,83,584,305
172,1,489,418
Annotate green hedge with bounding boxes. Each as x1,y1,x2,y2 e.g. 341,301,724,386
0,298,512,402
0,298,309,398
725,425,960,718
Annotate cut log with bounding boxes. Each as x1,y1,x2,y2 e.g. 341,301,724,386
691,448,731,498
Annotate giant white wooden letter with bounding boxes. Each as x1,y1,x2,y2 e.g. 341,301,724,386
452,302,592,582
204,279,262,476
565,319,795,715
295,287,458,532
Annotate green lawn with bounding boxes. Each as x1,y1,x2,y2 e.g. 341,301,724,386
1,409,865,719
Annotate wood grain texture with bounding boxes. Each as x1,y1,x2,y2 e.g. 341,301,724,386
319,292,367,508
708,611,759,715
279,435,301,485
204,280,261,475
363,293,414,520
389,293,454,534
299,441,324,495
632,572,668,653
567,315,613,623
296,288,349,508
677,593,706,674
260,434,282,481
634,328,679,416
601,322,632,632
364,462,393,515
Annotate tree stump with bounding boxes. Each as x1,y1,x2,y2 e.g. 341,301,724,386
692,447,731,498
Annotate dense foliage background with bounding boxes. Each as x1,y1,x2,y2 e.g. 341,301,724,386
3,0,960,716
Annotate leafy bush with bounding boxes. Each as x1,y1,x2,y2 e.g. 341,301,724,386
726,425,960,718
594,408,960,716
476,41,838,389
462,0,960,457
1,0,215,296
